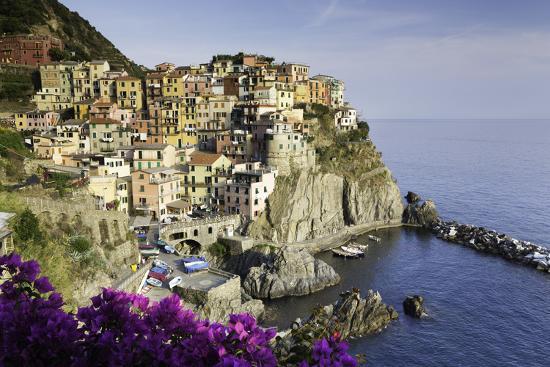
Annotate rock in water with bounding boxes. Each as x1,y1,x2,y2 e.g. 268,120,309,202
243,246,340,299
402,198,439,228
403,295,428,318
405,191,421,204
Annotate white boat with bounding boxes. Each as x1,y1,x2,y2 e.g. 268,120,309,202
169,276,183,289
153,259,169,269
341,245,365,256
348,242,368,250
146,277,163,287
368,235,381,243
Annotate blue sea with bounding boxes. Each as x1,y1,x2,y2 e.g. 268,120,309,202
266,120,550,366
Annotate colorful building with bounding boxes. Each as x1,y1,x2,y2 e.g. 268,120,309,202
14,110,60,132
89,118,132,154
116,76,144,110
132,167,183,221
0,34,63,66
224,162,277,219
182,152,232,207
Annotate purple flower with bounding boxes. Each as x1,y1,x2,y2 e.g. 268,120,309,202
34,277,54,293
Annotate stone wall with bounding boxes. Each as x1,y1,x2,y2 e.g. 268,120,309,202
161,215,241,249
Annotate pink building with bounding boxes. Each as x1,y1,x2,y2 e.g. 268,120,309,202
132,167,187,222
183,74,212,97
224,162,277,219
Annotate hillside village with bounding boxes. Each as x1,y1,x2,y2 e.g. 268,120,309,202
0,37,371,307
2,48,361,225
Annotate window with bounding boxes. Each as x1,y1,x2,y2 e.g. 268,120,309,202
139,185,144,192
208,227,212,234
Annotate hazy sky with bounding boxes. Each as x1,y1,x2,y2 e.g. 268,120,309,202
61,0,550,119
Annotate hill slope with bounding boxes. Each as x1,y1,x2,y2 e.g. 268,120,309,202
0,0,143,75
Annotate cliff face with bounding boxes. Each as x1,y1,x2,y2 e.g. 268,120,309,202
248,167,403,243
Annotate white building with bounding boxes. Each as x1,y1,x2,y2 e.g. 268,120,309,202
334,106,358,131
224,162,277,219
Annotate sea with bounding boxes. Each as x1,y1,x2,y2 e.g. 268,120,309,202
265,120,550,366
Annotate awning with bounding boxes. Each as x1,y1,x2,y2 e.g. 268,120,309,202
166,199,191,210
129,215,152,228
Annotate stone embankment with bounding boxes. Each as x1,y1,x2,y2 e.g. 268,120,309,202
431,219,550,273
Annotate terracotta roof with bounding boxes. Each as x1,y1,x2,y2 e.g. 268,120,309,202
116,76,141,81
189,152,224,166
146,72,165,79
90,118,121,125
135,143,170,150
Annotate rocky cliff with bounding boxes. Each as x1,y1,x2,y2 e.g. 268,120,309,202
248,167,403,243
243,246,340,299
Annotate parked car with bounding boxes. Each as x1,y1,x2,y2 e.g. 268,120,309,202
163,245,176,254
146,277,163,287
168,276,183,289
139,244,155,250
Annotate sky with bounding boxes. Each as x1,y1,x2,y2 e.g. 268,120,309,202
60,0,550,119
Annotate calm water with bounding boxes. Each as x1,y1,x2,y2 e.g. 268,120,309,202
265,120,550,366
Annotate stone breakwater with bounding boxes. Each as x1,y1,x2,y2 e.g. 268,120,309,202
431,219,550,273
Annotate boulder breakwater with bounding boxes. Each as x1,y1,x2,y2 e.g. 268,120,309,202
403,191,550,274
431,219,550,273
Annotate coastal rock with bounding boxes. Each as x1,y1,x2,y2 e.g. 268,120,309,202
248,168,403,243
402,199,439,228
242,246,340,299
274,289,398,362
405,191,421,204
431,218,550,273
403,295,428,318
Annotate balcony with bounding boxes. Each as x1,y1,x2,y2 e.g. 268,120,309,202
100,137,114,143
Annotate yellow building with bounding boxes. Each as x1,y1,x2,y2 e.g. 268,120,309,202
182,152,232,206
196,95,237,130
73,98,94,120
73,64,92,102
15,110,60,132
32,61,78,111
89,60,110,97
162,73,185,98
293,81,309,104
308,78,328,106
116,76,144,111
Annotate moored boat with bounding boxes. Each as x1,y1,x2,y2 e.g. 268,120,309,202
341,245,365,256
368,235,381,243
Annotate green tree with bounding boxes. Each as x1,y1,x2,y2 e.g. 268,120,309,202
14,208,42,243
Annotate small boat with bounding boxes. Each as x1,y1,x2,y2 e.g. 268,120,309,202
368,235,381,243
146,277,163,287
332,248,362,258
169,276,183,289
150,266,169,275
163,245,176,254
341,245,365,256
139,244,155,250
153,259,170,269
148,271,166,282
348,242,368,250
140,248,160,256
